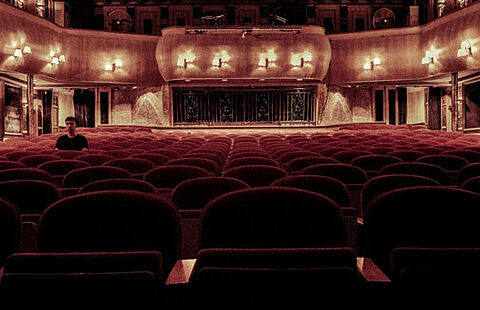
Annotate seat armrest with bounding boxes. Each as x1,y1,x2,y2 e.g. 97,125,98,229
166,259,197,286
356,257,390,283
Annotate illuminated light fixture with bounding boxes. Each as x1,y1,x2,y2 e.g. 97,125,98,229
13,47,23,59
457,40,472,57
221,79,228,82
51,56,59,66
23,45,31,54
105,60,123,72
297,78,303,81
363,57,381,70
421,51,434,65
291,51,312,68
212,51,230,68
177,50,196,69
58,54,66,62
259,49,277,68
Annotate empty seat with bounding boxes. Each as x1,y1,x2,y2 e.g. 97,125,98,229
277,151,319,165
0,168,54,184
37,190,181,273
18,155,62,168
103,158,154,179
223,165,288,187
79,178,158,194
351,154,402,177
228,152,272,161
4,151,37,162
271,175,351,210
171,177,249,211
129,153,169,166
364,186,480,275
300,163,367,185
286,156,338,174
0,161,27,170
387,150,427,162
63,166,132,188
200,187,347,249
458,163,480,186
0,180,60,218
332,150,372,163
364,186,480,305
101,150,134,159
416,154,469,172
442,150,480,163
192,187,357,306
75,154,116,166
166,158,220,176
225,157,278,170
1,251,163,306
0,198,21,268
143,165,209,190
380,162,449,185
361,174,441,218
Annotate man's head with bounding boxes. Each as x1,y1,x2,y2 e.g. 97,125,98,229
65,116,78,136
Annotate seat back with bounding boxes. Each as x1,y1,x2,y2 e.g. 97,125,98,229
0,198,20,267
63,166,132,188
271,175,351,209
0,180,60,215
380,162,449,185
300,163,367,185
171,177,249,210
364,186,480,275
143,165,209,189
200,187,347,249
18,155,62,168
79,178,158,194
38,190,181,272
103,158,154,174
361,174,441,217
223,165,288,187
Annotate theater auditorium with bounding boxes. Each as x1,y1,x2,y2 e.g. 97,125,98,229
0,0,479,306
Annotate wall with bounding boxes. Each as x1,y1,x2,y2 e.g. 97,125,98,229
0,2,163,85
407,87,426,124
156,26,331,83
328,2,480,84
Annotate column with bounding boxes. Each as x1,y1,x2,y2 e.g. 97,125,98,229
451,72,458,131
27,74,37,136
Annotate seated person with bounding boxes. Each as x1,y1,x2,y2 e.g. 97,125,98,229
55,116,88,151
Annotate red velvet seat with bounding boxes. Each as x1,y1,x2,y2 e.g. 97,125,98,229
223,165,288,187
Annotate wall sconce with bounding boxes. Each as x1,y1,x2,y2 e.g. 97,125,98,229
421,51,435,65
363,57,380,70
212,51,230,68
13,47,23,59
105,60,123,72
51,56,59,66
291,51,312,68
259,49,276,68
58,54,66,63
13,45,31,59
177,50,196,69
457,41,472,57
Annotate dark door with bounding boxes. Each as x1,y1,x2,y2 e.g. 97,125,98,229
428,87,442,130
42,90,52,134
73,89,95,127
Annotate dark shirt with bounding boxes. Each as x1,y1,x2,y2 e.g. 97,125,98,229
55,134,88,151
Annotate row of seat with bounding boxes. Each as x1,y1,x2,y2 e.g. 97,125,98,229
0,186,478,306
